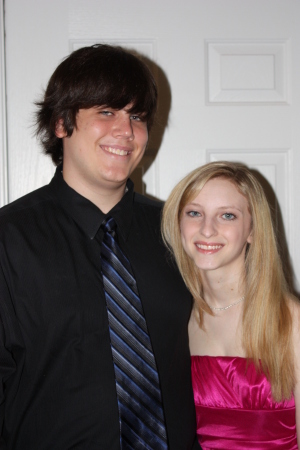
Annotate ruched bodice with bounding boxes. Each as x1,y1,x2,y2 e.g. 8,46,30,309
191,355,297,449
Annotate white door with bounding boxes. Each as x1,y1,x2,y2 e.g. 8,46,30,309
3,0,300,290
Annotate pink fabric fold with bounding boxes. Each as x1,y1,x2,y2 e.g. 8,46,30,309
191,355,298,449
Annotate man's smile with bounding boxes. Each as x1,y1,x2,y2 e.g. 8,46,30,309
101,145,131,156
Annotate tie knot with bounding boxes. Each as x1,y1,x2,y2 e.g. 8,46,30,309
101,217,117,235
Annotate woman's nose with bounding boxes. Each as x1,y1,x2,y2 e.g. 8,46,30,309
199,217,217,238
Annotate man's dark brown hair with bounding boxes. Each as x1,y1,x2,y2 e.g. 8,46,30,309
35,44,157,165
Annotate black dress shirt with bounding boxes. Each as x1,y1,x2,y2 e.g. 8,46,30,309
0,167,200,449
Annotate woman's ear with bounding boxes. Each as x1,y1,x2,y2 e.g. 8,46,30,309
55,119,67,138
247,230,253,244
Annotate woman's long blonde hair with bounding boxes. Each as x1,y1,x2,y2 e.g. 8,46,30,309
162,161,295,401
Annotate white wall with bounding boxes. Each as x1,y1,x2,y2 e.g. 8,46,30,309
3,0,300,290
0,0,7,205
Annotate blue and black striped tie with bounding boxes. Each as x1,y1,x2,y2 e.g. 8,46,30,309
100,217,168,449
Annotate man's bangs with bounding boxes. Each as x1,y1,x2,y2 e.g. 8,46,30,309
126,95,153,122
81,74,154,123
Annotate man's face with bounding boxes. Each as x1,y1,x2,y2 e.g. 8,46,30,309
56,105,148,198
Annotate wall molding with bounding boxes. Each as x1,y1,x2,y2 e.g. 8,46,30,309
0,0,8,206
206,40,289,105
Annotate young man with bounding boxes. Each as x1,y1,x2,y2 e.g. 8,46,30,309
0,45,200,449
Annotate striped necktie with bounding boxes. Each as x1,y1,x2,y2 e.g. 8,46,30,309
100,217,168,449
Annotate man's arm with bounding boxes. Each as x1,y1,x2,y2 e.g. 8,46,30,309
0,264,17,448
191,436,202,449
0,317,16,449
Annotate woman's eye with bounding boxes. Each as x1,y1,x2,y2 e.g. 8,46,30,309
187,211,200,217
222,213,236,220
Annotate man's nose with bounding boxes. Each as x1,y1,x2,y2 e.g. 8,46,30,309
112,114,134,139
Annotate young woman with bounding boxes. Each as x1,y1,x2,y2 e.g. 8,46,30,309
162,161,300,449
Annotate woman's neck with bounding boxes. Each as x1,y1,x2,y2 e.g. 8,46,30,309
200,267,245,309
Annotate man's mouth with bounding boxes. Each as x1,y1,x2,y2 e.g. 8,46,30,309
101,146,131,156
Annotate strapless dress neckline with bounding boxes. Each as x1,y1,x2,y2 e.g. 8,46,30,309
191,355,297,449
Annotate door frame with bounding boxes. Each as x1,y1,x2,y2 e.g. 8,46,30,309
0,0,8,207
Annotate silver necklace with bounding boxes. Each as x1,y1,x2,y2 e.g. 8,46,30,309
207,296,245,311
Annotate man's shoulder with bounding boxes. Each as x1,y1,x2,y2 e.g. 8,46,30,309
0,185,53,224
132,193,164,226
133,192,163,211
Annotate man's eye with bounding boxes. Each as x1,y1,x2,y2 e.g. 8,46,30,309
222,213,236,220
130,115,141,121
100,110,113,116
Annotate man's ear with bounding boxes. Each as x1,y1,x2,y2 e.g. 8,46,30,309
55,119,67,138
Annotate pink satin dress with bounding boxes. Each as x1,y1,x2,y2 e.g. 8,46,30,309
191,355,298,449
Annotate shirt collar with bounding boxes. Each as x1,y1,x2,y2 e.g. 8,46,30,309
48,165,134,241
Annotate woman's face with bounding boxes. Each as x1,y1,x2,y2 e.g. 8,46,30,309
180,177,252,275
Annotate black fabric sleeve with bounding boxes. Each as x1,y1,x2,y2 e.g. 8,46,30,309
192,437,202,449
0,264,17,447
